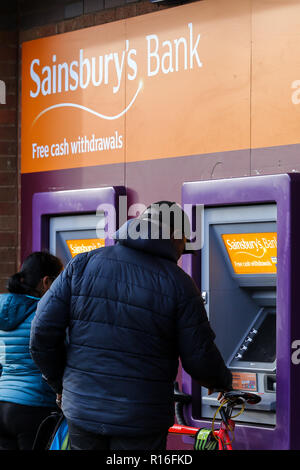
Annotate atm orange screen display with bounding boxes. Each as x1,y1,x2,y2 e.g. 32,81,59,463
222,232,277,274
66,238,105,257
232,372,257,392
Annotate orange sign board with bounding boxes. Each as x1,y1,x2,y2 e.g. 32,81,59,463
21,0,300,174
66,238,105,257
21,0,251,173
222,232,277,275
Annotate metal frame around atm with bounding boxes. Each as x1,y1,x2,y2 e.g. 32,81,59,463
32,186,126,252
181,173,300,450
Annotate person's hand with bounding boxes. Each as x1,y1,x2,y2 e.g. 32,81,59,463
207,389,226,402
56,393,62,408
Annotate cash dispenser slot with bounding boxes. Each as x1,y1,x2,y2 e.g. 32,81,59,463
265,374,276,393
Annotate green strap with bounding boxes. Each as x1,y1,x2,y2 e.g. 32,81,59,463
194,428,218,451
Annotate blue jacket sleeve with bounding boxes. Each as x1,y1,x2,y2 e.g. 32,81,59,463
176,275,232,391
29,262,72,394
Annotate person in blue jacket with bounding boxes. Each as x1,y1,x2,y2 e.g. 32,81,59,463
0,251,63,450
30,202,232,451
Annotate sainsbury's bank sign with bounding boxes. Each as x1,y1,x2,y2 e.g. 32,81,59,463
21,0,251,173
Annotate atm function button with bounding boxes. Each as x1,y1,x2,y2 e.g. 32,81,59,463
235,353,243,359
245,337,253,343
240,345,248,351
250,329,258,334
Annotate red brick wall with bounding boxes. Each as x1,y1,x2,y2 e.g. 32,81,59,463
0,28,18,293
18,0,173,41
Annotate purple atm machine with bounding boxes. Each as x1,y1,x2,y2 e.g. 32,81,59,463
181,173,300,450
31,186,125,264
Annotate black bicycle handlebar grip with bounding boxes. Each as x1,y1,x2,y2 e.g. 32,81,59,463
175,402,188,426
173,382,192,404
173,382,191,426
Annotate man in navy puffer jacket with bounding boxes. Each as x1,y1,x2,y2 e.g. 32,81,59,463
30,202,232,450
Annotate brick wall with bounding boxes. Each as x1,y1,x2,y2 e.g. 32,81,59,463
0,2,18,293
18,0,178,40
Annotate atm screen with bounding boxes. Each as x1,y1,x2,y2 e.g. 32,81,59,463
222,232,277,275
66,238,105,258
241,312,276,363
49,213,106,265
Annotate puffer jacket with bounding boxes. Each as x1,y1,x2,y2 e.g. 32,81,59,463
0,293,56,407
30,220,232,436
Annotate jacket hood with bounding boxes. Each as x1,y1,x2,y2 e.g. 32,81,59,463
114,219,179,263
0,293,38,331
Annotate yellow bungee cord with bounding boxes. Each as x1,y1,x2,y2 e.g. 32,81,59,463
211,399,246,446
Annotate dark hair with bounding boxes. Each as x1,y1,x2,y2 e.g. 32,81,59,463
7,251,63,296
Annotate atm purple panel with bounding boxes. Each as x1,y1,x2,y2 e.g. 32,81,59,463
181,173,300,450
32,186,125,252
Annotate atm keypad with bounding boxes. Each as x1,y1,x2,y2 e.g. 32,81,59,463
235,329,258,360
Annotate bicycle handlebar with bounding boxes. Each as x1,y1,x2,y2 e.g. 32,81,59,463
223,390,261,406
173,382,192,404
173,382,261,408
171,383,262,445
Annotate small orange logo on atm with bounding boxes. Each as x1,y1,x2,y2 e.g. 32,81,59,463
222,232,277,275
66,238,105,257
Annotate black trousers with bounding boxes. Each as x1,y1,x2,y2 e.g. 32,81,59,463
0,401,56,450
67,420,168,451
